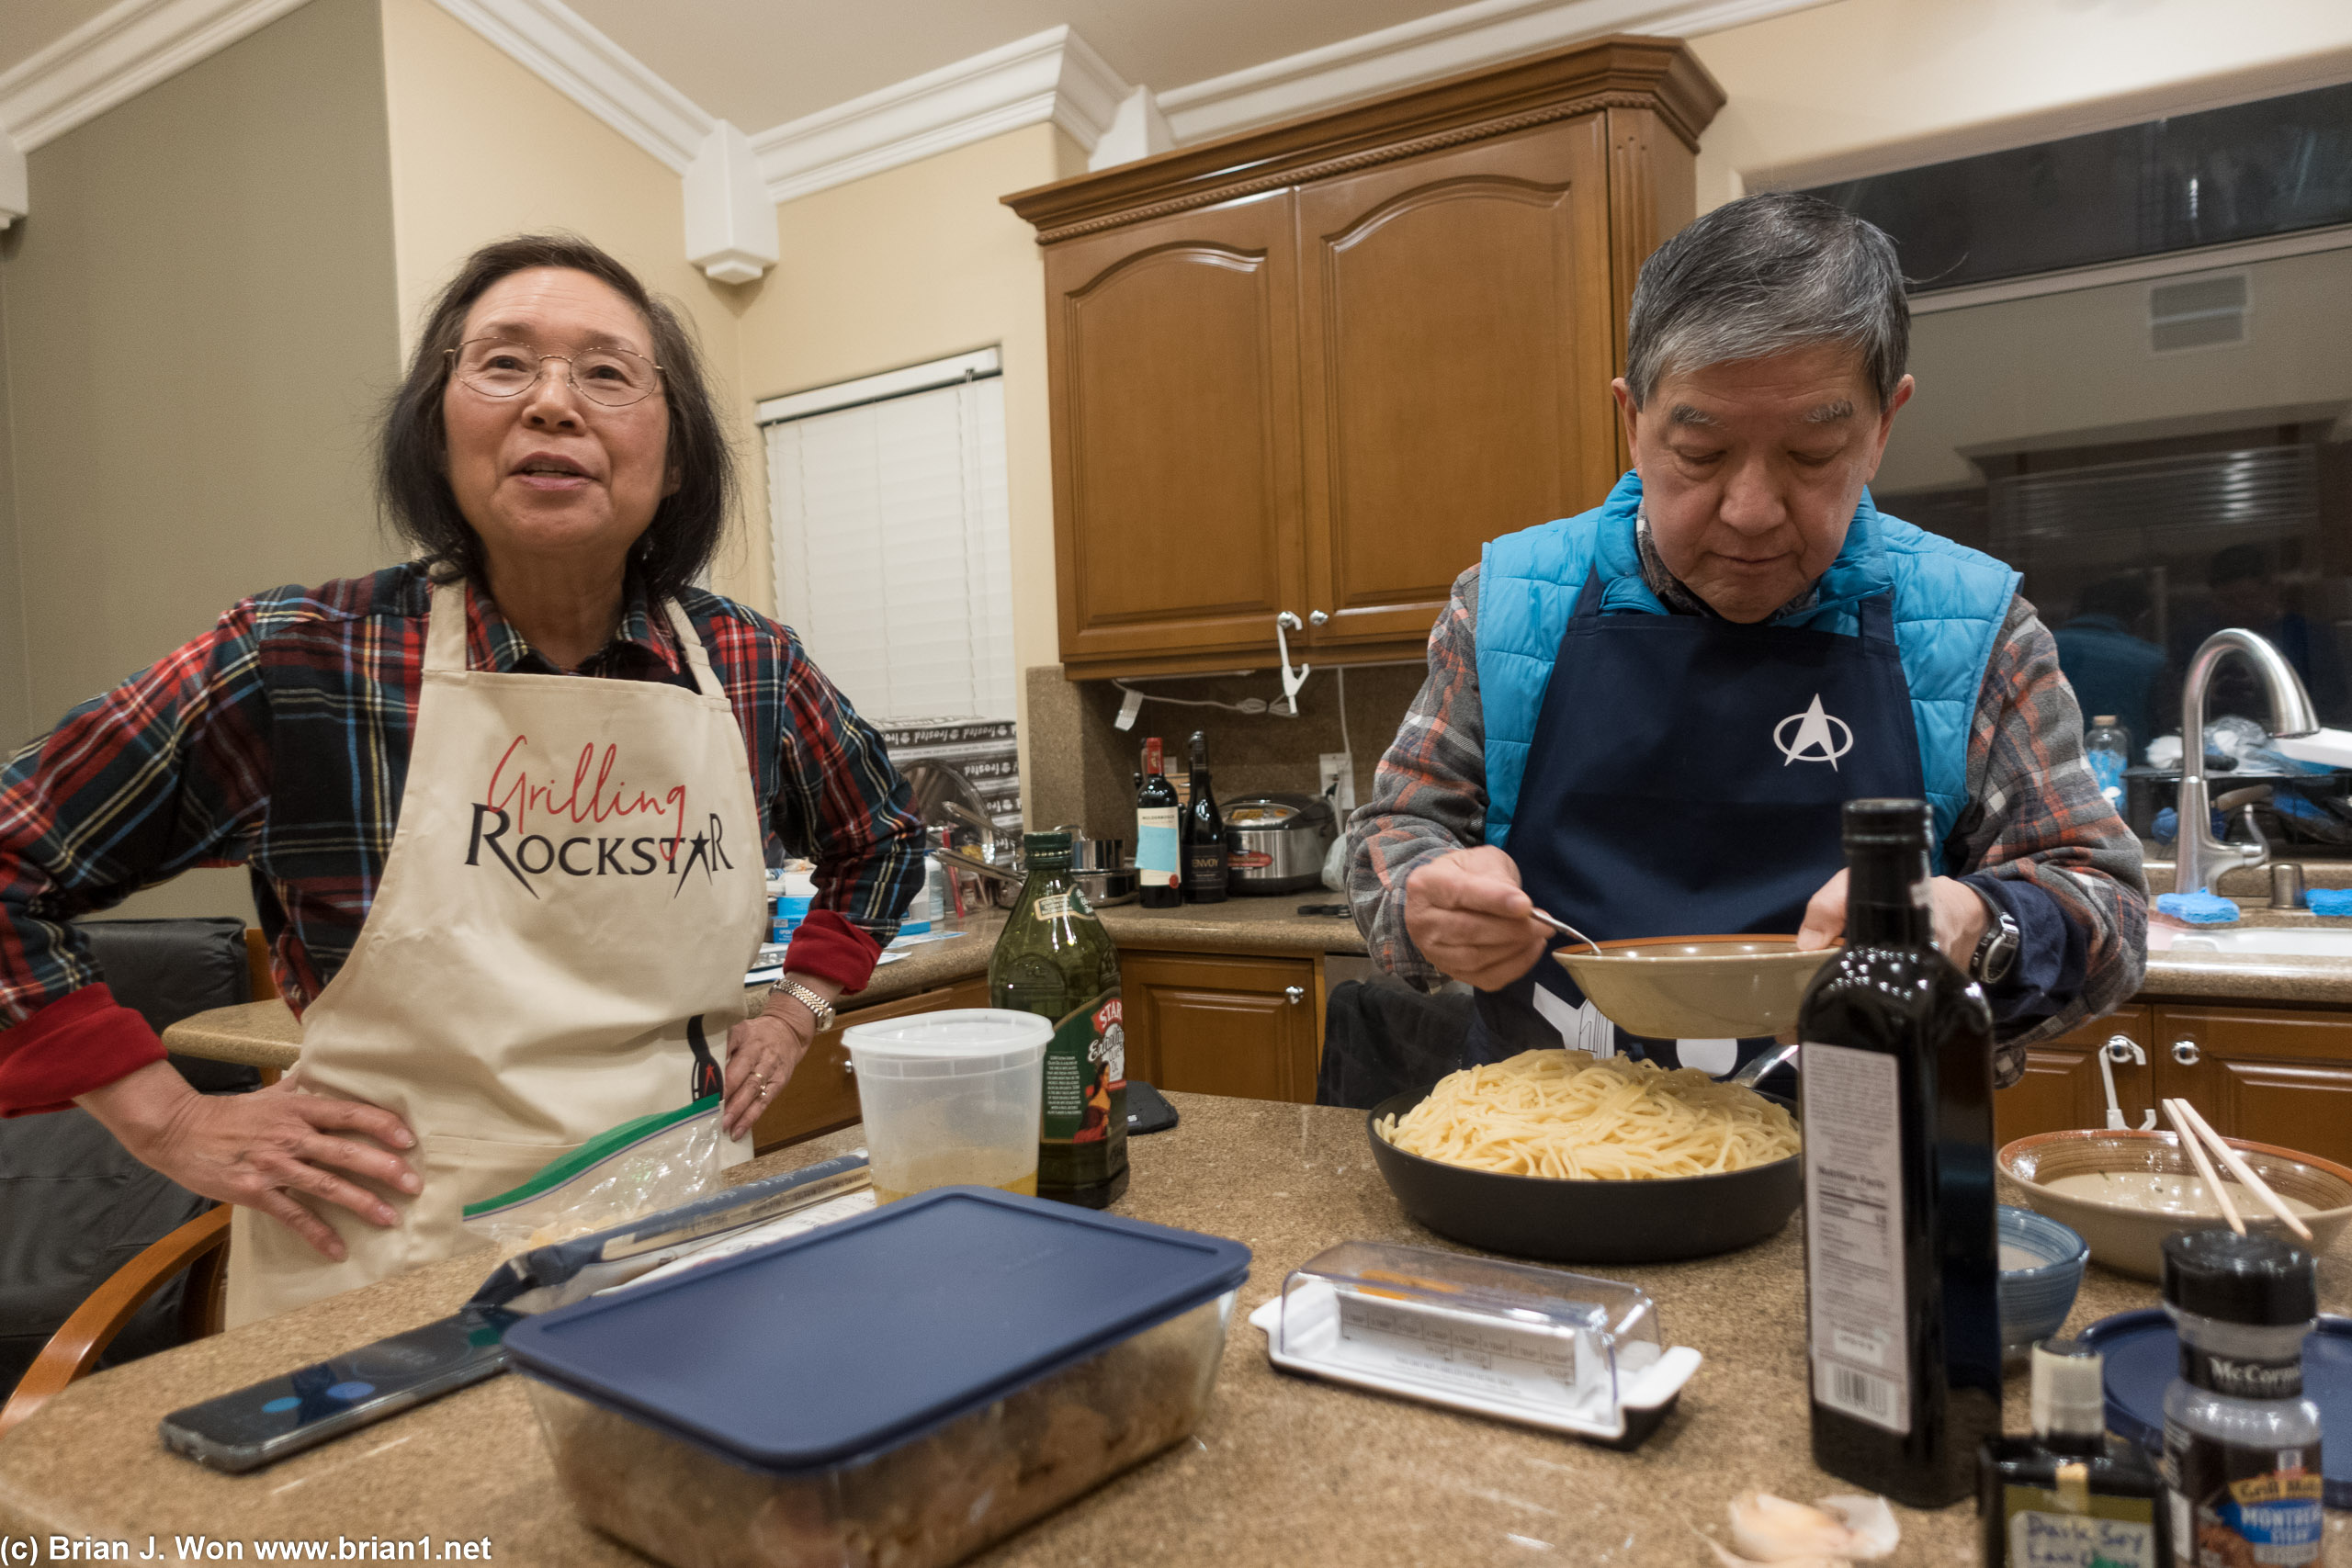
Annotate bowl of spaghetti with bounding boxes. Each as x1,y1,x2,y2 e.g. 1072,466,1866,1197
1366,1049,1804,1263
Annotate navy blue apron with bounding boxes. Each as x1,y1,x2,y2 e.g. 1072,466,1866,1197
1467,570,1927,1068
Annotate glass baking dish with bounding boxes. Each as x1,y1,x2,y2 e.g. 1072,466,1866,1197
504,1187,1250,1568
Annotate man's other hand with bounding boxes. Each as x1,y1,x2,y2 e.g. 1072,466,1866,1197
1404,846,1552,991
1795,868,1992,972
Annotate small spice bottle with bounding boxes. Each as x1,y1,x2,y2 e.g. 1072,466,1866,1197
1978,1338,2168,1566
2160,1230,2324,1567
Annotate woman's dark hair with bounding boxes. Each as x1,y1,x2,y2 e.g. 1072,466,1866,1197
379,233,735,602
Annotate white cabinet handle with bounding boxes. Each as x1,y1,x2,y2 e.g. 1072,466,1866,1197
1308,609,1329,626
2172,1040,2202,1067
1284,986,1306,1005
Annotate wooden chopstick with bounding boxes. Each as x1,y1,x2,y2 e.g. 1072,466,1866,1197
2163,1099,2243,1235
2169,1097,2314,1243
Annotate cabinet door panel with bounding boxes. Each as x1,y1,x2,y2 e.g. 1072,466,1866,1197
1121,952,1317,1103
1994,1006,2154,1148
1046,197,1303,667
2151,1003,2352,1167
1296,118,1618,649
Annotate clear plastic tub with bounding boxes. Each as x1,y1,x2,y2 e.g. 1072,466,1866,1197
504,1188,1250,1568
843,1009,1048,1202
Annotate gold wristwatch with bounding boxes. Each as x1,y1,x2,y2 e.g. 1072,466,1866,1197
765,977,837,1032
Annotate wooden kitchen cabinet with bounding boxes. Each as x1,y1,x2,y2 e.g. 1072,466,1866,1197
2148,1001,2352,1167
1994,1005,2156,1147
1007,37,1724,679
752,976,990,1153
1120,951,1320,1103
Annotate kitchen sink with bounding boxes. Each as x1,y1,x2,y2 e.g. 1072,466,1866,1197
2163,927,2352,957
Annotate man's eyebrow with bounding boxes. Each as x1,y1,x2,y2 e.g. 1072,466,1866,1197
1803,400,1857,424
1668,404,1719,427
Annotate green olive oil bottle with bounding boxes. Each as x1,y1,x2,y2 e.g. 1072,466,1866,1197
989,831,1127,1207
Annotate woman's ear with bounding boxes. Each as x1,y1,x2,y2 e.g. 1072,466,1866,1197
665,460,684,499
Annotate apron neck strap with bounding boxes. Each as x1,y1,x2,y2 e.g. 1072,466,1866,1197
423,577,726,700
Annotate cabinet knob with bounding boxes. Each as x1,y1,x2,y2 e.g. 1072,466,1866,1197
1276,611,1304,632
1284,986,1306,1005
2172,1040,2202,1067
2104,1034,2146,1066
1308,609,1329,626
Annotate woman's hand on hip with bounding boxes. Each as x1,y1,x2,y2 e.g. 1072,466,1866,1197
723,998,820,1141
1796,868,1992,971
77,1059,418,1261
1404,846,1551,991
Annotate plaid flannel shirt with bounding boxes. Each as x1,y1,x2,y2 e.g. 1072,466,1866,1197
1346,558,2149,1089
0,562,926,1113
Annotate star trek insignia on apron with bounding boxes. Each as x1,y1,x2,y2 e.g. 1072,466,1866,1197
226,579,767,1326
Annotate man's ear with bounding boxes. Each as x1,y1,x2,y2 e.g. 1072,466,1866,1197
1860,373,1916,484
1610,378,1642,477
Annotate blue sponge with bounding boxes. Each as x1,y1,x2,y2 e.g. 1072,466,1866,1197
2309,887,2352,919
2156,891,2241,924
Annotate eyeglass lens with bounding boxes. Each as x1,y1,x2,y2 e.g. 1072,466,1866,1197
454,340,659,407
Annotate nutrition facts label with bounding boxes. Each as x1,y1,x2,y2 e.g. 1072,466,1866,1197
1803,1042,1909,1435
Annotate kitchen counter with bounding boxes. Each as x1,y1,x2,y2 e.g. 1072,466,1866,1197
160,902,1368,1074
11,1094,2342,1565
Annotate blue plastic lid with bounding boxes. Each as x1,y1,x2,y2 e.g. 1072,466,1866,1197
502,1187,1250,1475
2078,1308,2350,1508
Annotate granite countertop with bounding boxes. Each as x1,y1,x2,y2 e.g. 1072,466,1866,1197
15,1094,2344,1565
161,903,1368,1072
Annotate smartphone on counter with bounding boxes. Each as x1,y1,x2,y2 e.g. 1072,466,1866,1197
159,1307,517,1472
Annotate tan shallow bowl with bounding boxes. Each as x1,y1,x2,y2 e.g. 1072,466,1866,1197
2000,1128,2352,1280
1553,934,1836,1040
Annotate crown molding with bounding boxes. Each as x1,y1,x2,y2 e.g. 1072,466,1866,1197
750,27,1129,206
429,0,711,173
0,0,311,153
1157,0,1826,144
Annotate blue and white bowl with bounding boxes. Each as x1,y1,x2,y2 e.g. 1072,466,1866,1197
1998,1204,2088,1358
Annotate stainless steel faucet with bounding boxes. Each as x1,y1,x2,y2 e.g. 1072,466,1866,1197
2173,628,2320,897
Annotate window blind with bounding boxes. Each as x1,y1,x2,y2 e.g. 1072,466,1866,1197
763,356,1012,726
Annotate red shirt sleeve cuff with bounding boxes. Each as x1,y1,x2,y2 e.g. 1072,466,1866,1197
0,983,167,1117
781,910,885,996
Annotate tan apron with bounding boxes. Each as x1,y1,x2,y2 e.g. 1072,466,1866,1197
227,580,765,1325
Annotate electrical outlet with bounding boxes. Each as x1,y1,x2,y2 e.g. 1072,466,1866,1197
1318,752,1357,815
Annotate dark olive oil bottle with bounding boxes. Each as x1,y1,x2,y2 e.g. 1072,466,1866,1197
989,831,1128,1208
1797,798,1999,1508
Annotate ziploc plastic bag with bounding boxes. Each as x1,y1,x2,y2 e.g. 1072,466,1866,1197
462,1096,723,1254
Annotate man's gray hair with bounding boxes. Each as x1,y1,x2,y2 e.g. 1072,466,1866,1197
1623,192,1908,410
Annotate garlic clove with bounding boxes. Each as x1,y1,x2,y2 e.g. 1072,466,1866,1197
1728,1492,1855,1562
1813,1495,1899,1560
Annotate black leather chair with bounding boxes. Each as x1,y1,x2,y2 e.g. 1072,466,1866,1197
0,917,255,1400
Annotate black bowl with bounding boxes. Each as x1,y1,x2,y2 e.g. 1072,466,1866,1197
1364,1088,1803,1264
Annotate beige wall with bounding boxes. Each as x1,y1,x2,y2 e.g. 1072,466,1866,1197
1880,248,2352,494
0,0,401,919
1690,0,2352,209
377,0,763,604
737,122,1087,793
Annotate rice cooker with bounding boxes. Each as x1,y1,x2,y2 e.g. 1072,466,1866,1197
1223,793,1337,895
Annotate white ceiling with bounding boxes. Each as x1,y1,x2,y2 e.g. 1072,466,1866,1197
1,0,1481,139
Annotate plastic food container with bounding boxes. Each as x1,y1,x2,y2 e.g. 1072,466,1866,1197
504,1187,1250,1568
1248,1241,1701,1447
843,1009,1050,1202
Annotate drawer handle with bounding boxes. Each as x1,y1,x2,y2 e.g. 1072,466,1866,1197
2172,1040,2201,1067
1284,986,1306,1005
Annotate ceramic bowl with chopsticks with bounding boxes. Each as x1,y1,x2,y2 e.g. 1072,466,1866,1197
1998,1129,2352,1280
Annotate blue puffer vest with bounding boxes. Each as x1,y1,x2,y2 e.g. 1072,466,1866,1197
1477,471,2018,871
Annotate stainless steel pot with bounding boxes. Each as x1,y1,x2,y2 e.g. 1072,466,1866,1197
1223,793,1336,896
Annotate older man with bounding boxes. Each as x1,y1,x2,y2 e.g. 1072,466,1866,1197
1346,193,2146,1086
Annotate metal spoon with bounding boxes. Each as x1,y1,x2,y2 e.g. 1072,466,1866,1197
1732,1041,1800,1088
1528,907,1602,955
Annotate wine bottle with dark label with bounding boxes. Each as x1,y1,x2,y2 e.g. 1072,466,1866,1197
1182,730,1227,904
1798,797,1999,1508
989,830,1127,1208
1136,738,1182,909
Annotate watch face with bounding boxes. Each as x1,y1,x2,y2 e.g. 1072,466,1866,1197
1982,917,2019,982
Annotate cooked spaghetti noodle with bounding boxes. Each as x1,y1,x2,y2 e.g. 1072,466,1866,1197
1375,1048,1799,1179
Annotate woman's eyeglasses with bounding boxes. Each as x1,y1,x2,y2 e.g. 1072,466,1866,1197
447,338,664,408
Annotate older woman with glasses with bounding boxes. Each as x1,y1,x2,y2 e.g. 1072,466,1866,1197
0,235,925,1323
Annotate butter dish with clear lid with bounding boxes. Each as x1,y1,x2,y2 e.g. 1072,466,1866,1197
1247,1241,1701,1447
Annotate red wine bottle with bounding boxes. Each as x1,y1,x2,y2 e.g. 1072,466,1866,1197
1798,797,1999,1508
1181,730,1227,904
1136,738,1182,908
